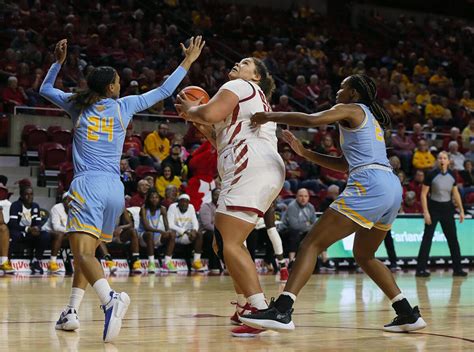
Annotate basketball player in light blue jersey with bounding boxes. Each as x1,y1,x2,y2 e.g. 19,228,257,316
39,37,204,342
241,74,427,333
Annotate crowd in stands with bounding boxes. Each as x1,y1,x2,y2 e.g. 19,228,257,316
0,1,473,273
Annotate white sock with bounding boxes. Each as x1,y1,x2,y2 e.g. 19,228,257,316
390,293,406,304
193,253,201,261
67,287,85,310
247,293,268,310
132,253,139,258
50,256,57,263
164,256,172,264
92,278,113,305
236,294,246,307
0,256,7,265
281,291,297,302
267,227,283,256
148,255,155,262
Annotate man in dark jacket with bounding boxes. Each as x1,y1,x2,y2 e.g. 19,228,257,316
8,186,50,274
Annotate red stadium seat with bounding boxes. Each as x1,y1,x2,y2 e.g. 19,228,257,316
0,115,9,147
47,125,63,136
20,127,49,165
57,161,74,193
135,165,158,179
51,129,73,146
38,142,67,187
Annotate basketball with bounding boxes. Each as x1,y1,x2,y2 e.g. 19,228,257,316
179,86,210,104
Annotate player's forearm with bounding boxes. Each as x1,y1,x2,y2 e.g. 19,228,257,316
265,112,316,127
301,149,349,172
185,105,220,125
39,63,62,97
453,189,464,213
140,66,187,108
194,123,217,148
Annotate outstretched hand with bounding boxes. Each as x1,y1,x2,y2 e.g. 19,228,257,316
54,39,68,65
175,92,203,120
181,36,205,63
281,129,306,157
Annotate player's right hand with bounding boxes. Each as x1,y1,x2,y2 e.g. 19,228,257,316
181,36,205,63
250,112,271,127
54,39,68,65
281,129,306,157
423,212,432,225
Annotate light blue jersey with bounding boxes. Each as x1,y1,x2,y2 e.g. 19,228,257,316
40,63,187,241
338,103,391,172
330,103,401,231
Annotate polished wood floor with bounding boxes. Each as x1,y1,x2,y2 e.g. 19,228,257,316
0,270,472,351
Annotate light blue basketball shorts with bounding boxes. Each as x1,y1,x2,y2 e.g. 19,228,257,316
330,167,402,231
66,172,124,242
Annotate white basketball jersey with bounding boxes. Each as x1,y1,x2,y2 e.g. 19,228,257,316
214,79,278,152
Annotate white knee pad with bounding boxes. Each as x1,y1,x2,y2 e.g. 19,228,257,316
267,227,283,255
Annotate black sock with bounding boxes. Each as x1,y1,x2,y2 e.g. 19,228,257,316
275,295,294,313
104,254,113,262
392,298,413,316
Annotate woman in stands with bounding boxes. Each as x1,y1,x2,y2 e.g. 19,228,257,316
240,74,427,334
40,37,203,342
139,188,176,273
176,57,285,337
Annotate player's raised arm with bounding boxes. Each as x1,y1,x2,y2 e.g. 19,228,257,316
39,39,76,114
119,36,205,115
250,104,364,128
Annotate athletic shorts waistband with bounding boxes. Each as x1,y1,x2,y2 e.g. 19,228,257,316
349,163,393,176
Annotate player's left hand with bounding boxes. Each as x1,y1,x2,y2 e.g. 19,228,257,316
181,36,205,63
175,92,202,120
459,211,464,223
250,112,271,127
281,129,306,157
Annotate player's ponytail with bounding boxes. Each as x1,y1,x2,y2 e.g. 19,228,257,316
252,57,276,100
347,74,391,129
69,66,117,109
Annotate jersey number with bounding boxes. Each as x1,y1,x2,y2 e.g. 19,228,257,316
373,118,384,142
87,116,114,142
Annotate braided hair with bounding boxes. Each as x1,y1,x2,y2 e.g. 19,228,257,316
251,57,276,100
69,66,117,109
347,74,391,129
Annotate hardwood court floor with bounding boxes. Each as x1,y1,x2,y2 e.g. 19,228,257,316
0,270,472,351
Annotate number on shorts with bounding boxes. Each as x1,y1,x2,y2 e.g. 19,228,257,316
87,116,114,142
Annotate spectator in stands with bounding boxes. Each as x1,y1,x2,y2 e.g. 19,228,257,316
42,194,68,273
307,74,320,105
199,188,222,273
401,191,422,214
411,123,426,145
162,185,179,209
292,75,309,107
443,127,464,153
167,194,204,271
389,155,402,174
282,145,302,192
128,179,150,207
320,148,348,188
425,95,446,124
120,157,136,196
458,160,474,200
144,122,171,169
401,93,422,125
279,188,316,263
8,187,50,274
448,141,465,171
415,85,431,106
413,57,430,80
412,139,435,171
460,91,474,113
155,165,182,198
0,186,13,273
162,144,186,180
386,95,404,122
417,151,466,277
409,169,425,200
319,184,340,212
392,123,416,173
138,189,176,273
429,66,450,93
397,170,409,196
123,126,154,170
465,141,474,163
111,210,143,274
2,76,28,112
462,118,474,144
273,95,293,112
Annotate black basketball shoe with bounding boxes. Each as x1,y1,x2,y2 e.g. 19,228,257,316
383,306,427,332
239,298,295,332
30,260,44,275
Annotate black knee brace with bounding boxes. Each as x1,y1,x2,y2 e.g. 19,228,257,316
213,228,225,263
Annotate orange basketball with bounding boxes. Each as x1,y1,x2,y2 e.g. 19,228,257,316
180,86,210,104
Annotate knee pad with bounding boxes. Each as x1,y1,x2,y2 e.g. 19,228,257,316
213,228,225,263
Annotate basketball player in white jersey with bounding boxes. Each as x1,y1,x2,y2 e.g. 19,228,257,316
176,57,285,337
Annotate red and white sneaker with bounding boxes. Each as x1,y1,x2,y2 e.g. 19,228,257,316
231,324,266,338
230,301,253,325
279,267,289,282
